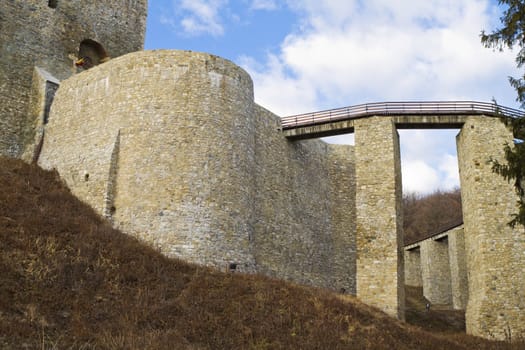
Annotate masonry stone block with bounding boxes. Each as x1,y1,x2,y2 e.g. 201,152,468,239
420,238,452,305
404,248,423,287
354,117,405,319
457,116,525,339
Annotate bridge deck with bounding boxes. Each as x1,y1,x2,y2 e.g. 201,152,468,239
281,101,523,140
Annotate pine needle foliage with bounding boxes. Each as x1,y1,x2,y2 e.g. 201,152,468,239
481,0,525,228
489,117,525,227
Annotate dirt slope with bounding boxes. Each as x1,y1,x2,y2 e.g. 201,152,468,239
0,157,520,349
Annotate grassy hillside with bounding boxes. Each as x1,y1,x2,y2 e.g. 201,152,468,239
0,157,521,349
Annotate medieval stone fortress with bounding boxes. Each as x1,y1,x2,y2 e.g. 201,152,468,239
1,0,524,341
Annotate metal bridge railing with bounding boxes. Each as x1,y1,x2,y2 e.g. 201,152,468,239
281,101,524,129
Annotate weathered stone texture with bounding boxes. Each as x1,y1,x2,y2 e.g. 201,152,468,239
3,3,525,341
253,106,355,289
404,225,467,309
22,67,59,163
448,226,468,310
39,50,357,288
0,0,147,158
354,117,405,319
328,145,357,294
457,116,525,339
39,50,258,271
404,248,423,287
420,238,452,305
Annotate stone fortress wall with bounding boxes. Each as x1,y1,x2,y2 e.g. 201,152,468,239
37,50,357,293
405,224,468,310
1,0,524,341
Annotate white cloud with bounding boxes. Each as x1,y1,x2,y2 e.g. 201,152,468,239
399,129,460,193
240,0,519,193
399,130,459,163
243,0,519,109
162,0,227,37
239,54,319,115
159,15,176,29
251,0,278,11
402,160,441,194
321,129,459,194
438,154,460,190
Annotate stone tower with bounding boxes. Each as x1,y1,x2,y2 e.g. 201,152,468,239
38,50,259,271
0,0,147,158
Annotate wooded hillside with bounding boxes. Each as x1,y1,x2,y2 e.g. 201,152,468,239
403,189,463,245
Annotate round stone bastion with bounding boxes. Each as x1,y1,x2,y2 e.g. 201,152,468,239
39,49,258,271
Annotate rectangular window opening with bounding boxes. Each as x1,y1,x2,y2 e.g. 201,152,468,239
48,0,58,9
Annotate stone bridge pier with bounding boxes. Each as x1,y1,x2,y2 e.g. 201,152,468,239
354,117,405,320
352,114,525,337
457,117,525,339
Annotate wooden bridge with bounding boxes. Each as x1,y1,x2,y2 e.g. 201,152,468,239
281,101,523,140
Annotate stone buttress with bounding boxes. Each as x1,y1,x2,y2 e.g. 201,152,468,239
457,116,525,339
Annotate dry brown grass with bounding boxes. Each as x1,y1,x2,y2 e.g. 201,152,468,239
405,286,466,333
1,156,523,349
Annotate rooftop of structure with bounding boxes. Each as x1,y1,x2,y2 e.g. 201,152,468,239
281,101,524,139
404,218,464,250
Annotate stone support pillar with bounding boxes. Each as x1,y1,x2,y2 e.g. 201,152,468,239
420,238,452,305
448,226,468,310
354,117,404,319
457,116,525,339
404,248,423,287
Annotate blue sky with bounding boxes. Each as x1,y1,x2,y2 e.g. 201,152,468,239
145,0,520,194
